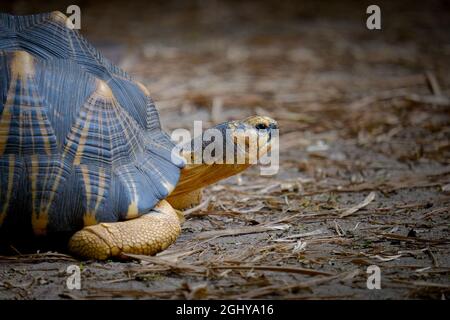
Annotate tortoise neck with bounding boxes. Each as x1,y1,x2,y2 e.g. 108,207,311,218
169,162,250,199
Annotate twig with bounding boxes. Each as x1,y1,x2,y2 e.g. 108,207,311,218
425,71,442,96
195,224,289,240
425,248,440,267
379,233,449,244
124,254,205,273
340,192,376,218
183,196,212,218
209,265,334,276
272,228,327,242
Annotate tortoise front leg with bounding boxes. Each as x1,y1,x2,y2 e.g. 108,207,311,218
68,200,181,260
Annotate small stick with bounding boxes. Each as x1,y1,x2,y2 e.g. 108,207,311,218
183,196,212,218
425,71,442,96
210,265,334,276
340,191,376,218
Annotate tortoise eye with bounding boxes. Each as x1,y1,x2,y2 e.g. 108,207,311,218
255,123,268,130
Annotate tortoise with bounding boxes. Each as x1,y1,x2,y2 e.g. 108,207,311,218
0,12,278,260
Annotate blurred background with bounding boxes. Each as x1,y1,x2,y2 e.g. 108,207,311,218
3,0,449,131
1,0,449,299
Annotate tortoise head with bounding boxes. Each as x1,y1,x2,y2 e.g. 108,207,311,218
175,115,279,166
226,115,279,163
168,115,278,203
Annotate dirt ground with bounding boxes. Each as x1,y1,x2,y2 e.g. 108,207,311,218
0,0,449,299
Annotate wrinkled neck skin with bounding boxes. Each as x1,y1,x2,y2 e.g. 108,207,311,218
168,121,269,199
171,163,250,198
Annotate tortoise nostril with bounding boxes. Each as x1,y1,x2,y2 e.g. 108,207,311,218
255,123,268,130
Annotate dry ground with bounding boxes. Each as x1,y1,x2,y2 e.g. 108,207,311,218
0,0,449,299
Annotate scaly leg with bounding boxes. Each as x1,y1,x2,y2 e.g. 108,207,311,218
68,200,180,260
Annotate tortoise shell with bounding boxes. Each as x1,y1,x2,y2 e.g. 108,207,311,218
0,12,184,236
